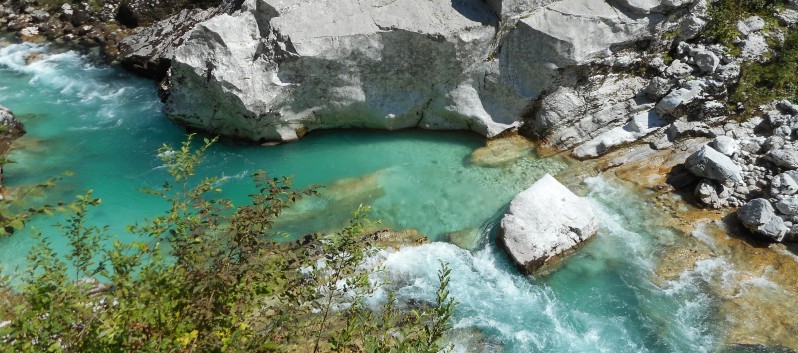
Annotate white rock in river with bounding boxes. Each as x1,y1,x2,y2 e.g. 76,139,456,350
498,174,599,274
164,0,665,142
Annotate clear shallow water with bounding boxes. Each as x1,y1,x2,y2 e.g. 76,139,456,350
0,42,731,352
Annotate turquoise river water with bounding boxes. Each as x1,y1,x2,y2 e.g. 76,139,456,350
0,42,779,352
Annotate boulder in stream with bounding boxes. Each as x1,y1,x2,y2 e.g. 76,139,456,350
498,174,599,274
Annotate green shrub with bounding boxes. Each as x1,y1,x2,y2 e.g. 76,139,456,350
703,0,786,47
0,135,456,353
732,28,798,114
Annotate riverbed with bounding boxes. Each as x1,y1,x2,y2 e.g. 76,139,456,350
0,42,794,353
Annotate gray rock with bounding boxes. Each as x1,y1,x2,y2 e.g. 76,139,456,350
498,174,598,274
656,79,707,116
777,100,798,115
685,145,743,182
739,199,776,226
777,9,798,26
695,179,729,209
710,136,739,157
30,9,49,22
774,125,793,138
740,33,769,61
668,119,713,139
511,0,663,66
529,75,648,150
691,48,720,73
119,8,216,79
766,148,798,169
484,0,556,19
644,76,674,100
701,100,727,121
776,196,798,216
664,59,694,79
679,14,706,40
764,136,787,151
760,215,790,241
0,105,24,188
0,105,25,145
737,16,766,36
712,63,741,84
164,0,667,142
572,109,666,158
738,198,791,242
771,172,798,195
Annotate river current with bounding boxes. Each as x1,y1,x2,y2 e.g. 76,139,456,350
0,42,785,352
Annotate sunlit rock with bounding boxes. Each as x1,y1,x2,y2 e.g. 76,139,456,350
498,174,598,274
685,145,743,183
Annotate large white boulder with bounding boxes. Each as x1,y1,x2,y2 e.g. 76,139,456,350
498,174,599,274
163,0,666,142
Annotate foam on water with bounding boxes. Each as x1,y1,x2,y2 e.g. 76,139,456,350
369,175,723,352
0,43,729,352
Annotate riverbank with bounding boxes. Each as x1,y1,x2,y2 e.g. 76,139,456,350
0,0,798,350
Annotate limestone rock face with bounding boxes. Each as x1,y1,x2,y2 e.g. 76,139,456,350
498,174,599,274
0,105,25,188
510,0,662,67
528,75,649,151
163,0,667,142
484,0,557,19
165,0,509,142
119,8,216,79
685,145,743,183
611,0,696,14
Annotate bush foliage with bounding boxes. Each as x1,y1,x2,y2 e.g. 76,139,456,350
0,135,455,353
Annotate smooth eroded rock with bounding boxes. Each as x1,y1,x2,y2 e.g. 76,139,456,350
498,174,599,274
164,0,666,142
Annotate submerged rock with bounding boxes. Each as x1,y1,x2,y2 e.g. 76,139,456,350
444,227,483,251
498,174,598,274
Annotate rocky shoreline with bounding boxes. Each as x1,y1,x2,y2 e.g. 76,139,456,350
0,0,796,258
1,0,798,348
0,0,795,260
